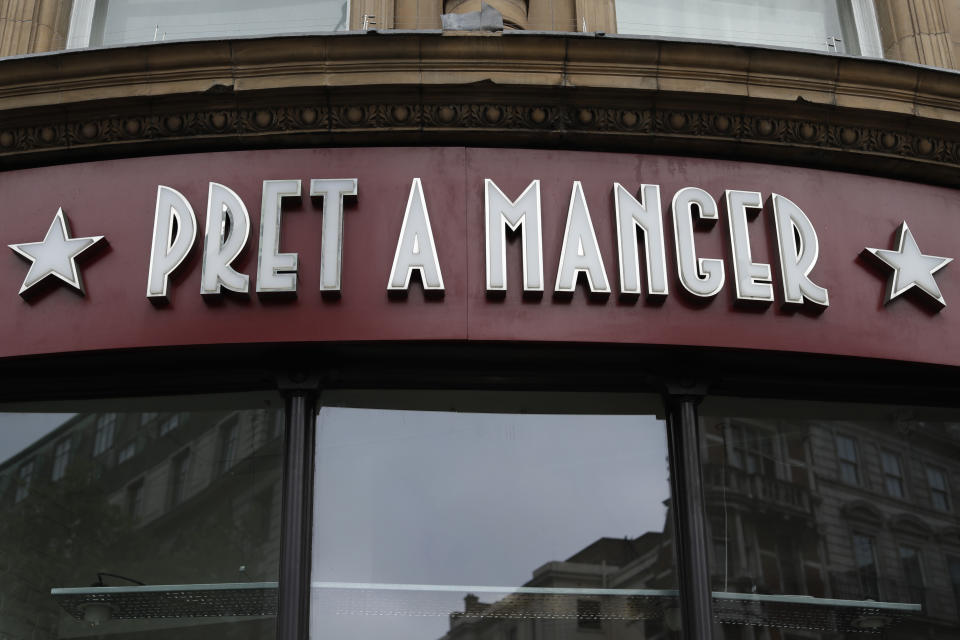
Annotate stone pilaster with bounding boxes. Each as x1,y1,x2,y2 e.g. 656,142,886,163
527,0,575,31
875,0,956,69
350,0,396,30
575,0,615,33
395,0,443,29
0,0,70,57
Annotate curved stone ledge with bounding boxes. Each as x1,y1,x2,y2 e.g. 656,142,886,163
2,32,960,184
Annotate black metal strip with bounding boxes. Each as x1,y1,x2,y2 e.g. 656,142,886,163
666,392,713,639
277,389,318,640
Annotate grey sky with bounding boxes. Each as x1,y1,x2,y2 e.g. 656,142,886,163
0,413,75,466
311,407,671,640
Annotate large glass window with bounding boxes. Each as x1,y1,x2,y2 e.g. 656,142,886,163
0,394,283,640
310,392,677,640
68,0,350,49
700,398,960,638
615,0,882,56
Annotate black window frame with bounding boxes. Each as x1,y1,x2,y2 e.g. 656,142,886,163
3,342,960,639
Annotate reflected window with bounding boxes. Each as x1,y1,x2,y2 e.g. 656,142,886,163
728,422,778,476
836,434,859,485
949,558,960,613
68,0,350,49
126,478,144,519
14,459,33,503
700,398,960,637
159,412,182,436
219,416,239,474
928,466,951,511
882,449,906,498
899,545,925,607
310,393,676,640
51,438,70,481
168,448,191,507
852,533,879,600
93,413,117,456
614,0,882,56
117,441,136,464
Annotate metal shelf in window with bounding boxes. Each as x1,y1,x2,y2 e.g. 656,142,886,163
52,582,277,621
52,581,920,632
712,591,922,632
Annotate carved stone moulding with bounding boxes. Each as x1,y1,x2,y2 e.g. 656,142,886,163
2,88,959,188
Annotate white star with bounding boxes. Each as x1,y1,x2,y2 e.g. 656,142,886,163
8,208,104,296
865,221,952,309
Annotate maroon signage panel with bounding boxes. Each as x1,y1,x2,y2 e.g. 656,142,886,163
1,147,958,366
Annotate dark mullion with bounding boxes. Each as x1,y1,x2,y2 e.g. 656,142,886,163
666,392,714,639
277,389,318,640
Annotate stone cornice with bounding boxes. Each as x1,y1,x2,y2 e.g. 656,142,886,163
2,32,960,185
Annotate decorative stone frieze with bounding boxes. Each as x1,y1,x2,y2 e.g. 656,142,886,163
3,33,960,186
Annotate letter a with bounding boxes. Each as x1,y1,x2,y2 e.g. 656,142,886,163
387,178,444,293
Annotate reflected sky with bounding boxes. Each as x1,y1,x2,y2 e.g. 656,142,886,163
311,407,671,640
0,413,75,464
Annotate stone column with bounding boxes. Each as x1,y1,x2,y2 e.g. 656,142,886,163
0,0,71,56
575,0,615,33
527,0,575,32
350,0,396,29
874,0,956,69
395,0,443,29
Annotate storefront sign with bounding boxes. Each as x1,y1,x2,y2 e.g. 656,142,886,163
1,148,958,365
112,177,832,307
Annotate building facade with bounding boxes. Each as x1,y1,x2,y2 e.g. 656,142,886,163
4,1,960,639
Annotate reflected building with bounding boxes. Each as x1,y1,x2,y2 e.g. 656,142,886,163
439,524,679,640
700,413,960,639
0,408,283,639
440,413,960,639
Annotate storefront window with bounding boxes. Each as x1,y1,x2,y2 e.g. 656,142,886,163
67,0,350,49
699,398,960,638
310,392,678,640
0,395,283,639
615,0,882,56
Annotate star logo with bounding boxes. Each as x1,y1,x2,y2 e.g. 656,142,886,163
8,208,105,297
864,221,952,309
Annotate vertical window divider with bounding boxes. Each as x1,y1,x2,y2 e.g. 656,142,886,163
664,382,713,638
278,375,320,640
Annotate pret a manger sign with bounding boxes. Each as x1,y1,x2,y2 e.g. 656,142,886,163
2,148,957,366
133,177,830,308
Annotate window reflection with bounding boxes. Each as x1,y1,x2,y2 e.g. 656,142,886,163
78,0,349,48
700,400,960,638
311,398,678,640
614,0,862,54
0,399,282,639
